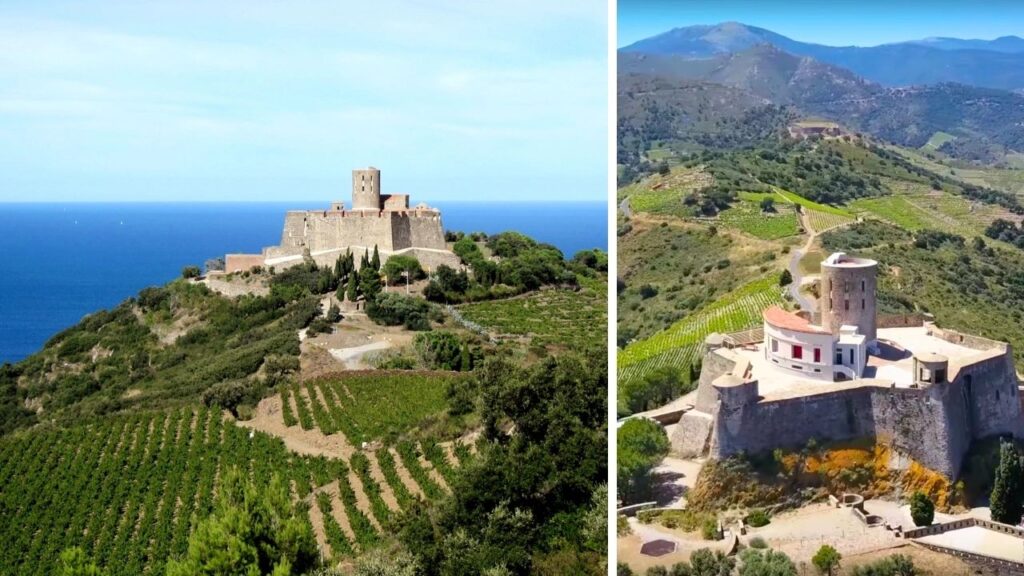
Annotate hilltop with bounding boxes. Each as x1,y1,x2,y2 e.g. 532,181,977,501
0,230,608,575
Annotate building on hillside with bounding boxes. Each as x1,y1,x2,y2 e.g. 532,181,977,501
673,251,1023,480
224,167,460,273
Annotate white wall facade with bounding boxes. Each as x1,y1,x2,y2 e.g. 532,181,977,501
764,322,836,380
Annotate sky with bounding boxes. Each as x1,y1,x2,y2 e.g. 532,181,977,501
619,0,1024,48
0,1,607,202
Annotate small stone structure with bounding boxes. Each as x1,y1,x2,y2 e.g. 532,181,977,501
225,167,460,273
670,251,1023,480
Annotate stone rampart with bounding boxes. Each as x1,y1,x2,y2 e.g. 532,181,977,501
703,342,1021,479
224,254,266,273
876,314,928,329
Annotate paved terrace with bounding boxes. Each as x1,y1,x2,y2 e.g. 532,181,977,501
733,326,1001,401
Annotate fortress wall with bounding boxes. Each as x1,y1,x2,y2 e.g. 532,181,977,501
928,325,1009,352
311,212,396,252
695,348,735,413
406,212,448,251
712,387,876,458
876,314,928,329
711,384,969,477
278,211,309,251
224,254,266,273
956,350,1022,440
869,384,966,478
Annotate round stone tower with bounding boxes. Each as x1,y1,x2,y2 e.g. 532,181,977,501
351,167,381,211
819,252,878,342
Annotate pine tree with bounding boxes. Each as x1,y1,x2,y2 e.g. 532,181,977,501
909,491,934,526
361,249,369,269
371,244,381,270
991,440,1023,524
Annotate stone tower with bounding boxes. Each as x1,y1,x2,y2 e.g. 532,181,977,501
819,252,878,342
352,167,381,211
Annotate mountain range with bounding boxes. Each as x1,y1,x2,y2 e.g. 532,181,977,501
618,23,1024,167
621,22,1024,90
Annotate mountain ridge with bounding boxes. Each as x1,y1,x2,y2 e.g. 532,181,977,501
622,22,1024,90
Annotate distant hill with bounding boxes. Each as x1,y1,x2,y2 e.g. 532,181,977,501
621,22,1024,90
907,36,1024,53
618,45,1024,162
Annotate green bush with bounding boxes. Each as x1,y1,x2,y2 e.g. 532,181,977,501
366,293,434,331
850,554,916,576
746,508,771,528
909,491,934,526
701,517,719,540
748,536,767,549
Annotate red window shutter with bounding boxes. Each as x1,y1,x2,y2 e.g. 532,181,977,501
814,348,821,363
793,345,802,359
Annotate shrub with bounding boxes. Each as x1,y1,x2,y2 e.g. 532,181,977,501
182,265,201,279
812,544,841,575
748,536,767,549
909,491,934,526
746,508,770,528
701,517,719,540
850,554,916,576
367,293,433,331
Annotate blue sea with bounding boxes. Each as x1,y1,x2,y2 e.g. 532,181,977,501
0,201,606,364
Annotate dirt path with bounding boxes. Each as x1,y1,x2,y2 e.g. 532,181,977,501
418,450,450,492
388,447,426,499
346,467,383,531
236,394,356,459
367,452,401,512
307,489,331,556
787,210,818,312
620,196,632,218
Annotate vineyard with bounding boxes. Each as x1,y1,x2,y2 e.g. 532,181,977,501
0,406,471,575
619,166,714,217
773,188,855,234
719,193,800,239
457,275,607,350
617,275,785,386
280,371,465,444
849,188,997,237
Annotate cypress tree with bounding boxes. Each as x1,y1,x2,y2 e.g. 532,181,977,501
371,245,381,270
346,274,359,302
991,440,1023,524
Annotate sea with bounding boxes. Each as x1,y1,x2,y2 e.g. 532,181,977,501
0,201,607,364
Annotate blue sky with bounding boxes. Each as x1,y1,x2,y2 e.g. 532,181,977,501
619,0,1024,48
0,1,607,202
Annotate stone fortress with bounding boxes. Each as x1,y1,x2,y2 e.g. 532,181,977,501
673,252,1023,480
225,167,460,273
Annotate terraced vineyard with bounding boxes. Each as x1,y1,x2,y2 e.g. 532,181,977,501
0,405,472,574
458,275,607,350
618,275,786,386
849,189,998,237
0,407,324,575
619,166,714,216
773,187,855,233
280,372,465,444
718,193,800,239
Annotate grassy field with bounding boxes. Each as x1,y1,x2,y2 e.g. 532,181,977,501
618,275,785,388
920,131,956,151
458,275,606,351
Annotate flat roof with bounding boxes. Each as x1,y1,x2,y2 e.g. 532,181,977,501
734,326,998,399
823,252,876,268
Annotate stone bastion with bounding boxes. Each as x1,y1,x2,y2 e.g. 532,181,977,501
673,318,1022,480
